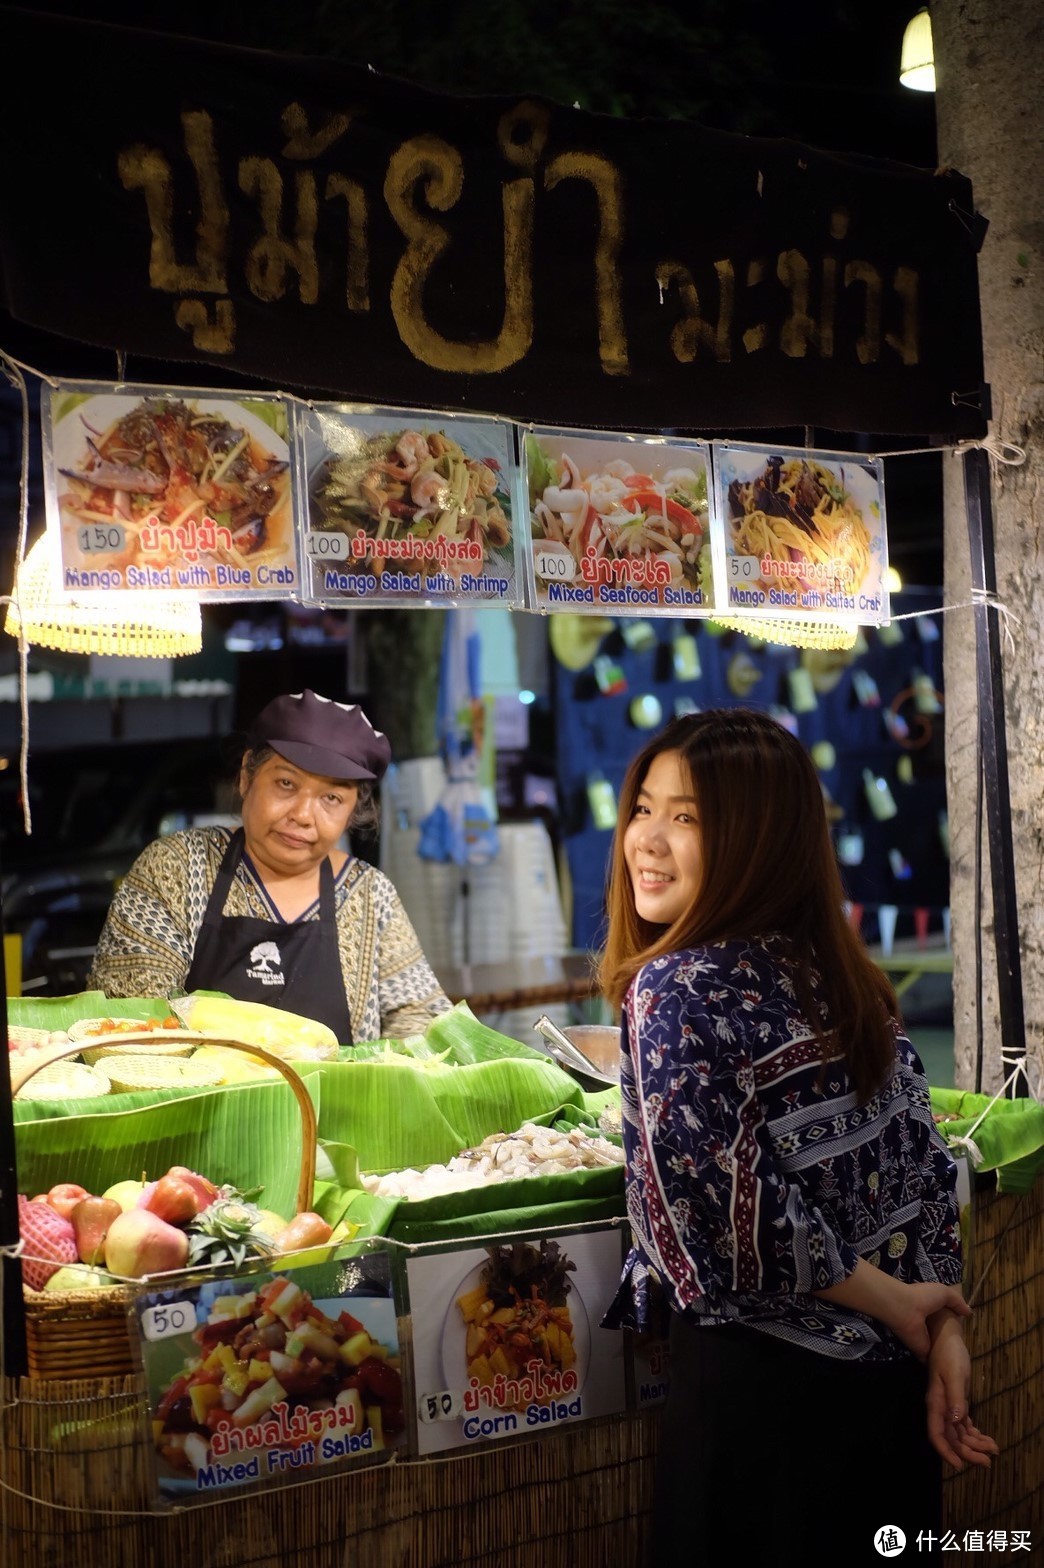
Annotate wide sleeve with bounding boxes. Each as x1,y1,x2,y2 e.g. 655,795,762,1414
87,835,197,999
902,1048,963,1286
628,960,860,1310
372,874,451,1038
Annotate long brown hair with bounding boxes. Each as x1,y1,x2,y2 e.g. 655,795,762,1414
598,708,900,1102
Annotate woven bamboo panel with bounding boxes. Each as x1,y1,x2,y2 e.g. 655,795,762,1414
2,1177,1040,1567
944,1175,1044,1549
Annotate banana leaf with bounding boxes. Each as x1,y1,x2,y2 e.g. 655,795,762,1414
386,1165,626,1245
423,1001,549,1064
295,1062,465,1173
14,1078,310,1220
425,1059,585,1149
13,1082,219,1122
7,993,175,1030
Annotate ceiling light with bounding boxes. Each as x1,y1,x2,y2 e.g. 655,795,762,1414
4,532,203,657
900,8,936,92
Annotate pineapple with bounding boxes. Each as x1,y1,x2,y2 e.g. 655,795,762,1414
186,1197,277,1270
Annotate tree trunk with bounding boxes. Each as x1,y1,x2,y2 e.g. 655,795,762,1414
362,609,446,760
934,0,1044,1091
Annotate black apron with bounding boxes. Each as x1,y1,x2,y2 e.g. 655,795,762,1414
184,829,353,1045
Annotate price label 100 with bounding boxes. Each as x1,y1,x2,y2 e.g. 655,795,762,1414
140,1300,195,1342
77,523,126,555
534,548,576,582
729,555,760,581
306,531,350,560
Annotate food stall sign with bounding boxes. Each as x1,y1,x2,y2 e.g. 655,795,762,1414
134,1246,404,1506
521,427,712,619
41,381,302,601
297,404,524,607
405,1224,627,1456
710,441,890,626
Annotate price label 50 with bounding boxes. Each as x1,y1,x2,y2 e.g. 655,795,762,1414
140,1300,195,1342
728,555,760,581
418,1389,463,1423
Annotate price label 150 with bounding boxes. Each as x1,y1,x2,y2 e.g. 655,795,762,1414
140,1299,195,1342
418,1388,463,1423
306,531,350,560
534,548,576,582
728,555,760,581
76,523,126,555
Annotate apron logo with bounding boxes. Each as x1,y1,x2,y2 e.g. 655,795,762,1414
247,940,285,987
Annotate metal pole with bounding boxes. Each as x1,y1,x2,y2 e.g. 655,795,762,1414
962,445,1029,1096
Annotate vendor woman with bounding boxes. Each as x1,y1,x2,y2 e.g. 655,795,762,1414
89,689,451,1043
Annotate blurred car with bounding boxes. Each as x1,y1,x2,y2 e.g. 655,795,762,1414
1,737,239,995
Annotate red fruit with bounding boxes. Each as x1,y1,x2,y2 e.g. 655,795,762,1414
143,1174,199,1226
46,1183,90,1220
166,1166,219,1211
71,1196,123,1266
18,1195,77,1290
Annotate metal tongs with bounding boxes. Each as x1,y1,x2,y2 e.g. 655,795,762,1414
532,1014,617,1088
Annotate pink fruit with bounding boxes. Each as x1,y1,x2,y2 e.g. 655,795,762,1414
46,1183,90,1221
104,1208,189,1279
18,1195,77,1290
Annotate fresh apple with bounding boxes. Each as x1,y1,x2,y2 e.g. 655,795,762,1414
102,1179,148,1213
142,1174,199,1226
165,1166,219,1211
71,1196,123,1266
104,1209,189,1279
46,1183,90,1220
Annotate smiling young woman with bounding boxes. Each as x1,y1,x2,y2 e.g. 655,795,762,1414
599,708,996,1566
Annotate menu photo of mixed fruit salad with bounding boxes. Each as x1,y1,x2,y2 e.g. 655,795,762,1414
150,1273,405,1481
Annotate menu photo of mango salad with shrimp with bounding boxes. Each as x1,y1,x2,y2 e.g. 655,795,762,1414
301,404,521,605
524,429,711,614
44,382,299,597
138,1260,404,1498
715,442,889,623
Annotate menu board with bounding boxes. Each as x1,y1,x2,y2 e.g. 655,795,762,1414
134,1251,402,1505
298,404,523,607
406,1227,627,1456
42,382,300,599
522,428,711,617
712,442,889,625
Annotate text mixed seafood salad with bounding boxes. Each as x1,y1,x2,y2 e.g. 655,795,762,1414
527,435,708,596
310,424,511,578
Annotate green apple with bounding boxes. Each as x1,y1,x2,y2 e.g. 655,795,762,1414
44,1266,120,1292
101,1179,148,1213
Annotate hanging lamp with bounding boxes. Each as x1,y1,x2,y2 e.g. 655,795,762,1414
4,532,203,657
900,8,936,91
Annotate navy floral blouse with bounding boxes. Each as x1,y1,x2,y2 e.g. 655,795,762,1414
607,935,962,1361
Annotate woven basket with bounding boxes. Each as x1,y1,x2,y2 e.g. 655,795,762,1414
98,1052,225,1093
12,1038,318,1381
14,1060,111,1101
80,1038,197,1066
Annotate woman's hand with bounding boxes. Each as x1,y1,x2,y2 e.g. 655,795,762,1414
815,1260,969,1359
925,1310,1000,1470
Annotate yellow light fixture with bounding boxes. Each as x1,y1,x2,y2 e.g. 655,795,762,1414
708,615,860,652
4,532,203,657
900,8,935,91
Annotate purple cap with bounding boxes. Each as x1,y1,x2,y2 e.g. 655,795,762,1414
250,690,391,782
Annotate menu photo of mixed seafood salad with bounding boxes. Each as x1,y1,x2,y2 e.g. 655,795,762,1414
146,1272,404,1491
303,406,517,600
525,431,710,610
46,386,296,594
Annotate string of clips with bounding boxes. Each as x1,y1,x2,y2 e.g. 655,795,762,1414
0,343,1030,834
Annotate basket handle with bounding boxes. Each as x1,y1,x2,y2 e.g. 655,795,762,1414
11,1037,319,1218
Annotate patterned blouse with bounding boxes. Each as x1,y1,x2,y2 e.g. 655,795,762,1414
607,935,961,1361
88,827,450,1042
